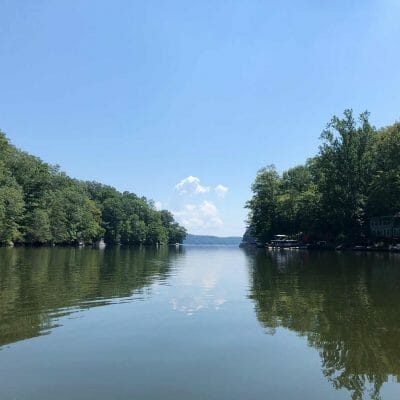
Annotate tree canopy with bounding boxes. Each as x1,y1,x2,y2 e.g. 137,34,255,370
246,110,400,243
0,131,186,246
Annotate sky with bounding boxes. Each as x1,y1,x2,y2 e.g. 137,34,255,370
1,0,400,236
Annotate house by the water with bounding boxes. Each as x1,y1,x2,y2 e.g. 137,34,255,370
370,213,400,239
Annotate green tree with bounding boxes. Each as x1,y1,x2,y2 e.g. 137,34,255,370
367,122,400,216
316,110,375,239
0,130,187,246
160,210,187,243
246,165,280,242
0,180,24,244
24,208,52,244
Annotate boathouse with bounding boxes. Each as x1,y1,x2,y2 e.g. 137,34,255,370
370,213,400,239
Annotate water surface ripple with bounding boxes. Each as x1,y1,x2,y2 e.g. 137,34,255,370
0,246,399,400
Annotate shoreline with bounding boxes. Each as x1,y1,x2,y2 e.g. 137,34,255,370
239,243,400,253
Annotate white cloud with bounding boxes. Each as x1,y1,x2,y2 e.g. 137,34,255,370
214,184,229,198
175,176,210,195
173,200,223,231
170,263,226,316
171,296,226,316
154,201,162,211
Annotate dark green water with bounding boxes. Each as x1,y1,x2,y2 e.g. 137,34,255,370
0,247,399,400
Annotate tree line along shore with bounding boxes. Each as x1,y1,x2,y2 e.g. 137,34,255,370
0,132,186,247
245,110,400,248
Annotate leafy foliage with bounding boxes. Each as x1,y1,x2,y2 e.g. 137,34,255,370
0,131,186,245
246,110,400,243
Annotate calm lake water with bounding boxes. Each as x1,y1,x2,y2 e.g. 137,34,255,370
0,246,399,400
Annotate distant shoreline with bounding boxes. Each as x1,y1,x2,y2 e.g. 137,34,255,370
184,234,242,246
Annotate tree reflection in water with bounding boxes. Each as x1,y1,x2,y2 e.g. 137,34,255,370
246,249,400,400
0,246,181,348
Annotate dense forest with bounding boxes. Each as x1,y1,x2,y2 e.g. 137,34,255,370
245,110,400,244
0,132,186,246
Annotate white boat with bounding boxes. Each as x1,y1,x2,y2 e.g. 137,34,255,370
269,235,300,249
94,238,106,249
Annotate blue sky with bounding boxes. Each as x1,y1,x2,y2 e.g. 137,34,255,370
1,1,400,236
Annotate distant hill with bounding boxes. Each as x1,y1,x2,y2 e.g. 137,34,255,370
184,234,242,246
